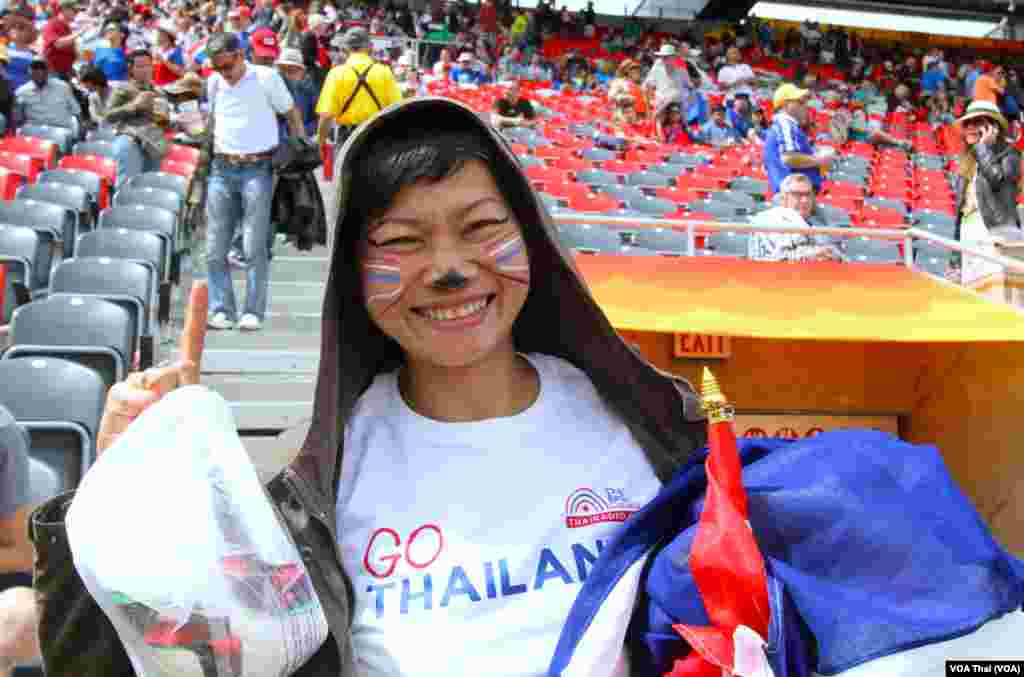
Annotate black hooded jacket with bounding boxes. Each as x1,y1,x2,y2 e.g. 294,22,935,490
28,98,707,677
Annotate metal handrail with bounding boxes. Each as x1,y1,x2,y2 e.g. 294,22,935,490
551,214,1024,275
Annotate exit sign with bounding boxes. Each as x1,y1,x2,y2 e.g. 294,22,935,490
674,333,732,359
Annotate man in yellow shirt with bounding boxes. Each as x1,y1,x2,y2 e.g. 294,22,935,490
316,27,401,148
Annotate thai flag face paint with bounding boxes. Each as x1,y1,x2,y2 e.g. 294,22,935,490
483,233,530,285
363,254,405,310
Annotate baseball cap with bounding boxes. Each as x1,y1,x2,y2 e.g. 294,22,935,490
250,26,279,59
773,82,809,109
342,26,369,50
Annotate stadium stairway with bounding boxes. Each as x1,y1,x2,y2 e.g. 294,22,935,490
165,170,336,482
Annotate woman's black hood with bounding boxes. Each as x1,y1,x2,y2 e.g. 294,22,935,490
293,97,706,504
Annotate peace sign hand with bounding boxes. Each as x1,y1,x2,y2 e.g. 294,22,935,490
96,281,209,455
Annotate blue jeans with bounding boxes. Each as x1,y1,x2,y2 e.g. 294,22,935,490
205,158,273,321
111,134,145,186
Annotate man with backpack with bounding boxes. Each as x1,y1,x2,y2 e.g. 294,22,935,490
315,26,401,151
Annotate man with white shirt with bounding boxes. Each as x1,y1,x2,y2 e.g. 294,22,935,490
748,173,843,262
717,46,755,104
204,32,305,332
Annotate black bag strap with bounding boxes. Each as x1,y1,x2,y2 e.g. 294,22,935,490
338,61,383,119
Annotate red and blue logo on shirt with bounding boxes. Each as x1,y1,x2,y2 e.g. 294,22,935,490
564,487,640,529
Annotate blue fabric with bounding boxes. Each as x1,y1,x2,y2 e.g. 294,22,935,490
549,431,1024,677
687,92,708,126
920,69,947,95
764,112,822,192
92,46,128,82
6,46,35,92
450,66,486,85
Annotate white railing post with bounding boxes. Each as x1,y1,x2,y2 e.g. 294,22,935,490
903,234,914,268
686,221,695,256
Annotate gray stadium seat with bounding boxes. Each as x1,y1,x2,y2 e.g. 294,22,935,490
667,153,706,168
49,257,155,364
0,199,74,265
648,163,691,178
708,191,757,210
729,177,770,195
580,148,616,163
596,184,645,204
517,154,544,168
706,231,750,255
121,171,189,199
38,168,103,214
625,171,671,188
568,123,597,137
0,357,106,492
76,228,169,321
814,204,852,227
632,227,689,255
0,224,44,303
627,196,676,216
4,295,133,389
98,204,178,282
113,185,183,219
912,209,956,229
73,140,119,162
686,199,744,220
577,168,619,187
557,222,623,253
846,238,902,263
19,124,74,153
16,183,93,255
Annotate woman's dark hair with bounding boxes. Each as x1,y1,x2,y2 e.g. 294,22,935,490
125,49,150,70
80,64,108,88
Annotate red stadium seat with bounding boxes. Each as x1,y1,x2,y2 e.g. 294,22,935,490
655,186,705,205
509,143,529,155
526,165,572,185
0,168,26,200
0,136,58,169
0,151,42,183
550,156,592,173
164,144,201,166
624,148,666,164
543,181,594,201
59,155,116,206
161,160,196,184
534,145,574,162
566,192,621,213
602,160,646,175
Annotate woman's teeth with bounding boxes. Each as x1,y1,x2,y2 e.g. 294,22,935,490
419,298,489,321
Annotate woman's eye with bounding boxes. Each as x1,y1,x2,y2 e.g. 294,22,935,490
467,219,507,235
373,236,419,247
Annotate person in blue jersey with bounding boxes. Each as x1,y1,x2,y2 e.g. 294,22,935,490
4,6,38,92
449,51,485,85
0,47,13,135
763,82,834,194
90,20,128,83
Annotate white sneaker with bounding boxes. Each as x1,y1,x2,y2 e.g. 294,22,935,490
207,312,235,330
238,313,263,331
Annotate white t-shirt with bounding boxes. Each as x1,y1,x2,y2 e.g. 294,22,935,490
207,64,294,155
337,353,663,677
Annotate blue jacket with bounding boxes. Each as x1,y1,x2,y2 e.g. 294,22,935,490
549,430,1024,676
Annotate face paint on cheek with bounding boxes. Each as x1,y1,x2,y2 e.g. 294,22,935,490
362,254,406,309
483,233,530,284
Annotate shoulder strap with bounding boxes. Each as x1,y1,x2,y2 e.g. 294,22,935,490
338,61,383,119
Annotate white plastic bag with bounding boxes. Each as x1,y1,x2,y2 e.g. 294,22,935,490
67,385,328,677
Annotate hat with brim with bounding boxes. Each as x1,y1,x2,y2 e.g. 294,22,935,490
654,44,676,57
956,100,1008,131
773,82,809,109
156,18,176,35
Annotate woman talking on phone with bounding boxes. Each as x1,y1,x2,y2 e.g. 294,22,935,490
953,100,1022,285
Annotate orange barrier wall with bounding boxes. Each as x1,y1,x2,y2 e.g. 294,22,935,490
578,255,1024,555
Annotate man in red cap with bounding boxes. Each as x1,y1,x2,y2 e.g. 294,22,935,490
247,26,279,66
42,0,83,81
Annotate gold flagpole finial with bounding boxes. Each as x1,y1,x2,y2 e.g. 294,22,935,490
701,367,734,423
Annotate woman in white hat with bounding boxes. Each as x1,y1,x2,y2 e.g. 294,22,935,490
954,100,1022,286
643,42,694,120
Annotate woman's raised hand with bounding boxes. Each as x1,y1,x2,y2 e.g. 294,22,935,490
96,281,209,455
